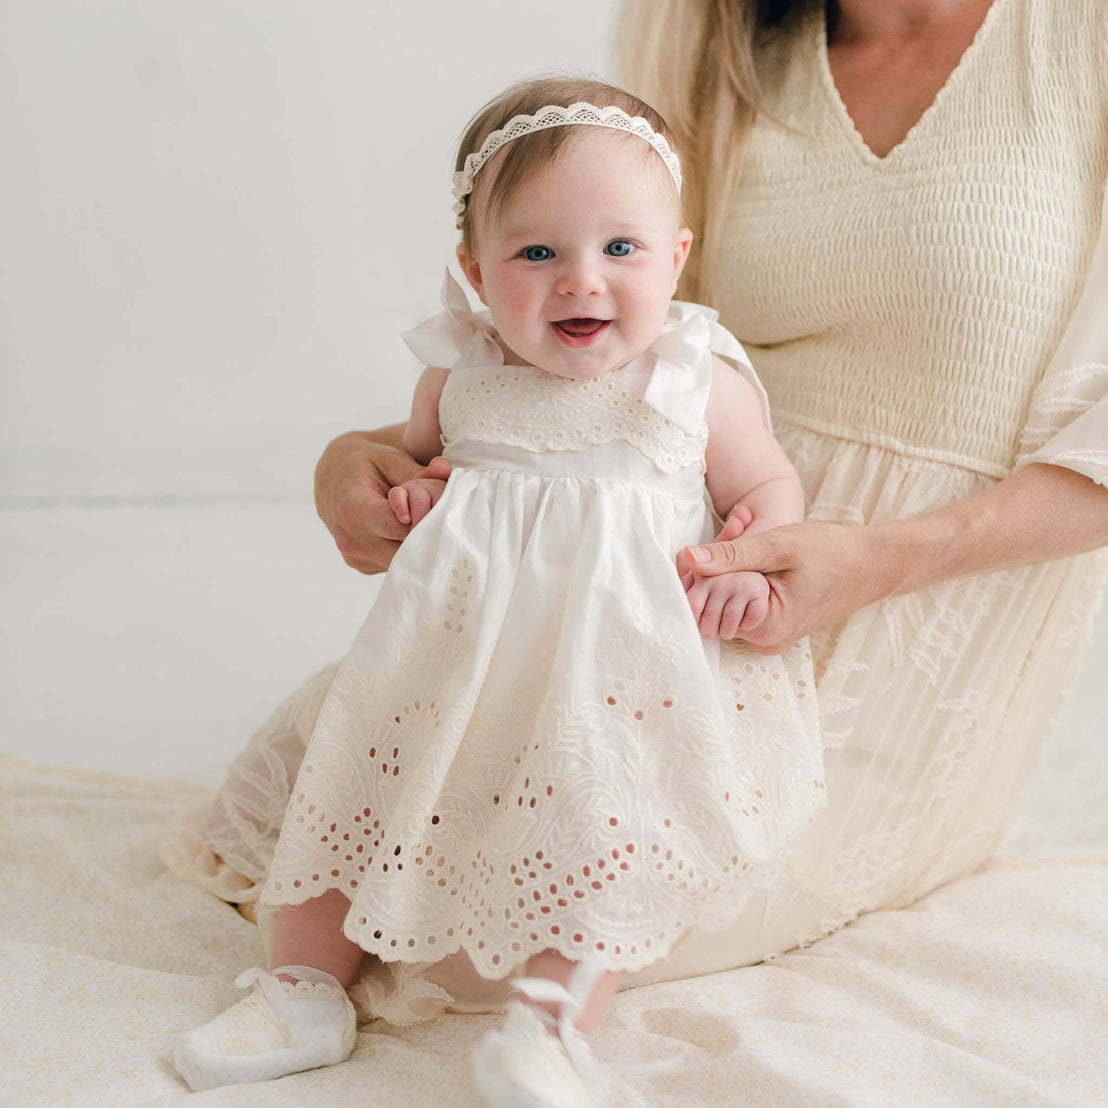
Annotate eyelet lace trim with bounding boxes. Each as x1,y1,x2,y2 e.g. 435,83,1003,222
440,366,708,474
261,617,824,980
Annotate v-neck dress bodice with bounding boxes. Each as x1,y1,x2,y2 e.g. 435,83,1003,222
718,0,1107,479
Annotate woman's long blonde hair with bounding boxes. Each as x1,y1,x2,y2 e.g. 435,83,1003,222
614,0,813,302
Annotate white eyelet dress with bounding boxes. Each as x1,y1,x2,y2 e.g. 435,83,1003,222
256,273,825,981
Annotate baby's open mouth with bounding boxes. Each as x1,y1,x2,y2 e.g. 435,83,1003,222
554,318,607,336
552,318,611,345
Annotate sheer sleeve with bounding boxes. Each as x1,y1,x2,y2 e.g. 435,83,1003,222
1014,185,1108,486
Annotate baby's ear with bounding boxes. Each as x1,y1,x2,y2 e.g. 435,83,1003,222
456,245,487,305
672,228,694,290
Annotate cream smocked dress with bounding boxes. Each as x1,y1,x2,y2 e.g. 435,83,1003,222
255,280,824,983
166,0,1108,1021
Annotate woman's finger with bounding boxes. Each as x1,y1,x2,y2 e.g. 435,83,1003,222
335,497,411,569
422,455,453,481
340,535,402,573
676,528,793,578
373,446,438,489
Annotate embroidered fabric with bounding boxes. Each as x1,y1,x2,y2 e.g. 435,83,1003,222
167,191,1108,1009
253,279,825,981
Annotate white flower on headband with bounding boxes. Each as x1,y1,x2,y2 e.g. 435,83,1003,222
451,101,683,229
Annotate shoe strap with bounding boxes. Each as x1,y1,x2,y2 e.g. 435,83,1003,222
234,966,295,1029
509,953,684,1084
508,953,611,1087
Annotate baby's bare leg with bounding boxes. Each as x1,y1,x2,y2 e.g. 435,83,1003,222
174,887,361,1091
269,888,365,989
524,949,621,1034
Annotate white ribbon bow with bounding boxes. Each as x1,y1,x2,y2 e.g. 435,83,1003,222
402,272,769,436
401,269,502,369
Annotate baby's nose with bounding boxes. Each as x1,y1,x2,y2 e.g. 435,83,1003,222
555,261,606,297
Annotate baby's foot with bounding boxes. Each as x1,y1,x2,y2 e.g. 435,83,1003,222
471,954,608,1107
173,964,356,1092
472,998,596,1107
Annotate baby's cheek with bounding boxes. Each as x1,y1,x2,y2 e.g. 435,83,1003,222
620,277,674,349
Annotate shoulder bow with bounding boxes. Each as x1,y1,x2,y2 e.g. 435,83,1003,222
641,301,771,435
401,269,503,370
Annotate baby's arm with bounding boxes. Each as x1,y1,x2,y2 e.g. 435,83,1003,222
389,367,450,527
702,357,804,535
684,357,805,639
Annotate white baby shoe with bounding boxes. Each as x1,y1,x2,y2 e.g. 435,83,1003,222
173,964,357,1092
471,955,608,1108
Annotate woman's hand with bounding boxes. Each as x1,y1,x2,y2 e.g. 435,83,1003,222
314,431,452,574
675,521,897,654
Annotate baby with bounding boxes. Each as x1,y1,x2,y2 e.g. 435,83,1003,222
174,76,824,1107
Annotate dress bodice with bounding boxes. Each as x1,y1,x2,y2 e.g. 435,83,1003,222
713,0,1108,478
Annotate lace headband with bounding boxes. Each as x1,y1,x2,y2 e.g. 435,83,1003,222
451,101,683,229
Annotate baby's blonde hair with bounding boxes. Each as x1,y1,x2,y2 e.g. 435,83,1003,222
455,76,684,259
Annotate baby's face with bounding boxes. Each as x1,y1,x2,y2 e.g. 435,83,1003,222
458,130,692,380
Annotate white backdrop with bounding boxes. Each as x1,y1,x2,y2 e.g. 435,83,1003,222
0,0,616,499
0,1,1104,791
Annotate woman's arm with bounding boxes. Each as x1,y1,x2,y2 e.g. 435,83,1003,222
682,177,1108,652
314,426,451,575
676,462,1108,653
877,462,1108,596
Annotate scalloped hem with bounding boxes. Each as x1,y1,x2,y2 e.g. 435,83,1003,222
259,879,767,983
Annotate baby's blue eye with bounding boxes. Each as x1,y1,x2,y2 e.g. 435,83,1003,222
522,245,553,262
605,239,635,257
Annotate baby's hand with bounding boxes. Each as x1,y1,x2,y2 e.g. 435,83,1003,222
387,476,447,529
715,503,752,543
683,569,770,640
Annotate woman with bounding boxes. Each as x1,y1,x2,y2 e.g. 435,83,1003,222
167,0,1108,1018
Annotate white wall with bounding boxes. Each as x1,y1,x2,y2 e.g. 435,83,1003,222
0,0,621,782
0,0,617,498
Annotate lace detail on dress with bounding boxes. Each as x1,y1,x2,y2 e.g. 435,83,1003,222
262,590,824,978
1013,182,1108,486
439,365,709,475
1017,362,1108,485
